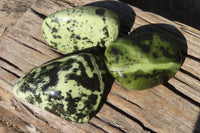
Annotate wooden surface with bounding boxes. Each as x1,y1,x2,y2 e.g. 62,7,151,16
0,0,200,133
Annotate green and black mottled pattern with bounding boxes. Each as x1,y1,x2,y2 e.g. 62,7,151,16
13,53,106,123
105,33,182,90
42,6,119,53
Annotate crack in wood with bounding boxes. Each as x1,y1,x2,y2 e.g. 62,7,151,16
187,55,200,63
106,102,156,133
8,36,44,55
0,57,22,71
31,8,47,19
59,0,78,7
0,25,7,37
31,36,46,46
164,82,200,106
180,68,200,82
0,66,20,79
116,94,143,110
174,76,196,89
94,115,128,133
52,0,78,7
88,121,108,133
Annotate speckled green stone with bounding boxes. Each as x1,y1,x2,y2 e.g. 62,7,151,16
105,33,182,90
13,53,106,123
42,6,119,53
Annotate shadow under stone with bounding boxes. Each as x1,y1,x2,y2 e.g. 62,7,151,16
194,112,200,133
119,0,200,30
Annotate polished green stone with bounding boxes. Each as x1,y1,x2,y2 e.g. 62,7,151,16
105,33,182,90
42,6,119,53
13,53,106,123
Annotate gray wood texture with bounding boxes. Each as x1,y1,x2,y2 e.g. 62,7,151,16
0,0,200,133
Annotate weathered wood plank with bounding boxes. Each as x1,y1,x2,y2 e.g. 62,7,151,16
108,83,200,133
181,58,200,79
0,0,199,133
168,77,200,103
0,0,36,37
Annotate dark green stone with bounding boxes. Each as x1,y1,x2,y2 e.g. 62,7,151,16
105,32,182,90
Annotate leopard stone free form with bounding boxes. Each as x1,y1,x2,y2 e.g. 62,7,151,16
13,53,106,123
42,6,119,53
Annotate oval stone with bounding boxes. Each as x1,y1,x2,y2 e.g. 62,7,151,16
105,33,182,90
42,6,119,53
13,53,106,123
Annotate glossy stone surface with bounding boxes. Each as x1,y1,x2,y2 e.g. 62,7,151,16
13,53,106,123
42,6,119,53
105,33,182,90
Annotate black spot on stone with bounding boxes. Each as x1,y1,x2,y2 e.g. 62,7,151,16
39,64,60,92
140,44,151,53
32,59,74,92
70,33,76,39
100,39,105,46
153,52,158,58
87,94,98,106
67,20,72,23
72,9,76,13
67,27,71,31
50,41,58,47
127,80,132,83
160,46,174,58
111,47,119,55
61,59,75,71
83,55,94,71
53,35,61,39
75,113,88,123
65,60,101,92
122,74,127,78
86,40,93,44
82,37,88,40
73,68,79,73
95,8,105,16
76,35,81,40
34,93,42,104
103,27,109,37
52,27,58,33
134,71,149,80
103,17,106,23
45,22,51,29
73,20,78,23
18,71,38,93
90,26,93,30
65,91,82,114
45,103,65,118
26,95,35,104
73,46,78,50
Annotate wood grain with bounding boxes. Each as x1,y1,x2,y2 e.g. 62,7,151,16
0,0,199,133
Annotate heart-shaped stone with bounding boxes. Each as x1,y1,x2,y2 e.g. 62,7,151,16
105,32,182,90
13,53,106,123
